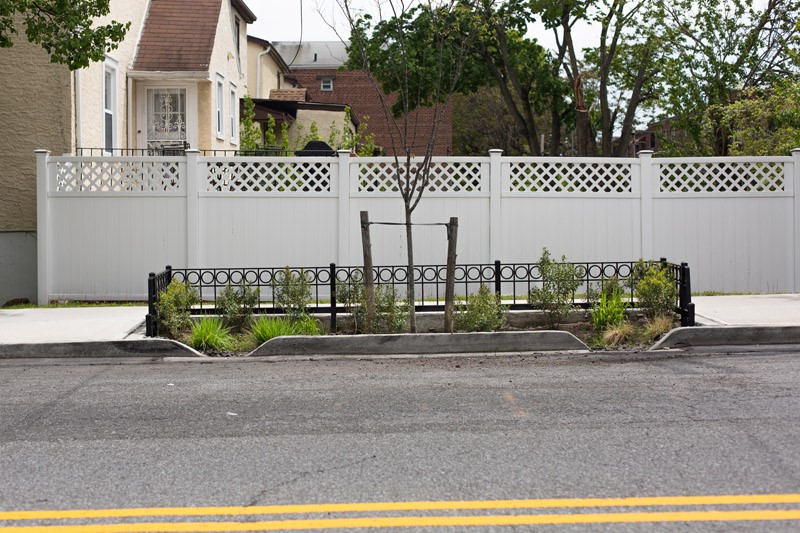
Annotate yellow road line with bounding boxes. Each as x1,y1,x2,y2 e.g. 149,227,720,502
1,509,800,532
1,494,800,522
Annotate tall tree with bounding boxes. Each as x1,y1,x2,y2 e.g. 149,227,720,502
0,0,129,70
532,0,661,157
656,0,800,155
341,0,479,332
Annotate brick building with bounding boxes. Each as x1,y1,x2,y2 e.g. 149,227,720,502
274,41,452,156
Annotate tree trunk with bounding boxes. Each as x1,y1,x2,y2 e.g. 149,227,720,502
574,76,596,156
404,204,416,333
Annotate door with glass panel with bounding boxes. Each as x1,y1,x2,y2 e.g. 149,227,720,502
145,88,187,154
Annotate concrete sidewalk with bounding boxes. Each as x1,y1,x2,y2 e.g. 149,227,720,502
0,295,799,357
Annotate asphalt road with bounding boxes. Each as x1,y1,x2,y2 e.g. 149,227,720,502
1,349,799,531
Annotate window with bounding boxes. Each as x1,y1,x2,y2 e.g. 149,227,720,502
215,75,224,138
229,83,238,144
233,17,241,58
320,78,333,91
103,59,118,154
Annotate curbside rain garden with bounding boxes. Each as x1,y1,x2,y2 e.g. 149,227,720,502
153,251,684,356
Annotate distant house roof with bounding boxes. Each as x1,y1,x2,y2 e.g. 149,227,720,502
273,41,350,69
133,0,255,73
269,88,308,102
250,99,359,127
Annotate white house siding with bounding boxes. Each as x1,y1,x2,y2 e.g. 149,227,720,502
77,0,150,150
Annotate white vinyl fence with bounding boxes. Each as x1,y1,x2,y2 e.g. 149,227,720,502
36,149,800,303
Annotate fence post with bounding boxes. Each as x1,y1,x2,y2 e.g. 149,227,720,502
329,262,337,334
185,149,200,267
488,149,503,263
679,262,694,327
35,149,51,305
792,148,800,292
494,260,502,297
337,150,352,264
638,150,654,260
146,272,156,337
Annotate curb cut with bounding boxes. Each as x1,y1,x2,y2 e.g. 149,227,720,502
651,326,800,350
251,330,589,357
0,339,203,359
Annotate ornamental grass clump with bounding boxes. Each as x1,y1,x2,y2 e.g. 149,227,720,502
250,315,320,344
591,288,628,333
190,317,235,353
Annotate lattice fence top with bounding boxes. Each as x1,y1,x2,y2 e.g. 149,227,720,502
205,160,332,193
508,161,633,193
356,161,483,193
54,159,182,192
657,161,785,193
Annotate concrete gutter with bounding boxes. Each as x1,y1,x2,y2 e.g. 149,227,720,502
651,326,800,350
0,339,202,359
251,330,589,357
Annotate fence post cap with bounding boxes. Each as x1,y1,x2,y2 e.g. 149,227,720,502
637,150,654,157
791,148,800,155
488,149,503,155
34,149,50,154
185,149,200,154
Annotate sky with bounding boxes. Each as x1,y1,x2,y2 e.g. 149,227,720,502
248,0,596,53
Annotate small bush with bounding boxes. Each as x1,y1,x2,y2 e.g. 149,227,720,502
528,248,581,328
635,262,678,318
272,267,311,321
602,322,634,348
642,314,675,343
155,279,199,338
190,317,234,353
251,315,321,344
586,275,624,307
217,282,260,330
339,272,408,333
455,284,507,332
591,288,627,332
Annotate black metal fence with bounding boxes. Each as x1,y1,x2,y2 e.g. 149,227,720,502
146,259,694,337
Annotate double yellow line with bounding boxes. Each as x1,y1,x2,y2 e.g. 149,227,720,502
2,493,799,531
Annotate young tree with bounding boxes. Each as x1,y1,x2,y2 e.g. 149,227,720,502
340,0,478,332
1,0,130,70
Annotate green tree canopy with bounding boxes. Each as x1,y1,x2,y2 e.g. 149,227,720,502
1,0,129,70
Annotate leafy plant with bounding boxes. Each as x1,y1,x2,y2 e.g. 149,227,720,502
217,282,260,330
190,317,234,353
272,267,311,321
250,315,321,344
339,272,408,334
528,248,581,328
591,288,627,333
155,279,199,338
454,284,507,332
239,95,262,151
634,262,678,318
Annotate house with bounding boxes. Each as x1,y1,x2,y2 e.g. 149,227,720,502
245,37,357,151
273,41,453,157
0,0,256,305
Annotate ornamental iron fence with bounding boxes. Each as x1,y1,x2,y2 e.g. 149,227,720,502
145,259,694,337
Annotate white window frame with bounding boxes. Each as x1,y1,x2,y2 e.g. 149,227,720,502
229,82,238,145
103,58,119,154
320,78,333,91
215,74,225,139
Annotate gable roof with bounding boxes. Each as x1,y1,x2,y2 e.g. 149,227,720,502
133,0,255,73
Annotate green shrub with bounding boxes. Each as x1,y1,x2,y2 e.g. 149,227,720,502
155,279,199,338
527,248,581,328
190,317,234,353
455,284,507,332
635,263,678,318
250,315,321,344
272,267,311,320
217,282,260,330
339,272,408,334
591,288,628,332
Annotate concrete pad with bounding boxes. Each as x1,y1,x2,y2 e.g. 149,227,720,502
693,294,800,326
251,330,589,357
651,326,800,350
0,307,148,343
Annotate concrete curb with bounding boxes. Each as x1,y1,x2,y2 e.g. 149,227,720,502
651,326,800,350
0,339,203,359
251,330,590,357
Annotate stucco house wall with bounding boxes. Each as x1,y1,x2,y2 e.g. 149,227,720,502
290,109,349,150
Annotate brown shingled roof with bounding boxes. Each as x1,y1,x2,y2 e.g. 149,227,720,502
133,0,222,72
269,88,308,102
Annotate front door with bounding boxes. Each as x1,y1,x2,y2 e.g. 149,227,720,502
136,83,198,153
